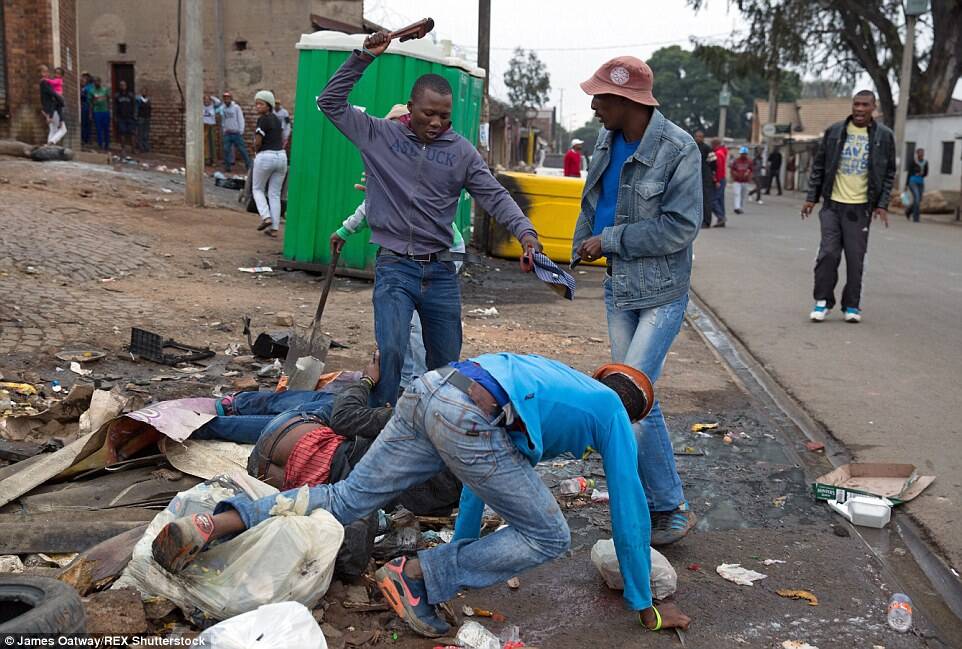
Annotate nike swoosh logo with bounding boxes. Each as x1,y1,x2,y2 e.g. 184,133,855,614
389,561,422,607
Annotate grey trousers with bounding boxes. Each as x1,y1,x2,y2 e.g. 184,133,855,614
813,200,871,310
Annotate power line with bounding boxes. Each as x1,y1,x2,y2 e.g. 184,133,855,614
483,32,734,52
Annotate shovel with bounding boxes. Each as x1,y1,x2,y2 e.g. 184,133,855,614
283,248,340,390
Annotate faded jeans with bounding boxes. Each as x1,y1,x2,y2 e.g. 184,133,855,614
252,150,287,230
47,112,67,145
223,132,251,171
216,369,569,605
604,281,687,512
192,390,334,444
732,181,749,211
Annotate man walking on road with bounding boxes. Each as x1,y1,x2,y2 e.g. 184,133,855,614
730,146,753,214
318,30,541,407
802,90,895,323
220,91,251,173
711,138,727,226
564,138,585,177
573,55,701,546
766,147,782,195
694,130,715,229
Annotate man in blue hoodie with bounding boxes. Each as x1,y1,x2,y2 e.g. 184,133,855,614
152,354,691,637
318,31,541,408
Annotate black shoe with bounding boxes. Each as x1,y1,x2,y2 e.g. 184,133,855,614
714,222,726,228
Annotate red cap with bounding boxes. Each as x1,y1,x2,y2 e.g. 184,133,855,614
580,56,659,106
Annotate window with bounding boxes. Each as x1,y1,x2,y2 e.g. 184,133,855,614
941,141,955,175
117,43,127,54
234,40,248,51
904,141,916,172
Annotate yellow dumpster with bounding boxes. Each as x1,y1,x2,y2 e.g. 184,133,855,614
479,171,605,267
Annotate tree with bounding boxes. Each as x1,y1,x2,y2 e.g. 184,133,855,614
571,117,602,152
503,48,551,118
689,0,962,124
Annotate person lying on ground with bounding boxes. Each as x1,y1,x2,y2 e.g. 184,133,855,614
152,353,691,637
319,29,542,408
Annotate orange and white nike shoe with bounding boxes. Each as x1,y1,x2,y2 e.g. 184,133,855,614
374,556,450,637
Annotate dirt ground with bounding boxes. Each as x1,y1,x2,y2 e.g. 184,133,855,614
0,157,954,647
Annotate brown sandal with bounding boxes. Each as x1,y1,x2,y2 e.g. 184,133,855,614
257,219,271,231
265,229,278,238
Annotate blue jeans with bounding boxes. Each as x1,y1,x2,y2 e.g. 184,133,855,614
93,111,110,150
223,132,251,171
401,311,428,391
711,179,726,222
217,370,569,605
192,390,334,444
909,181,923,223
81,106,91,144
370,254,462,407
604,281,687,512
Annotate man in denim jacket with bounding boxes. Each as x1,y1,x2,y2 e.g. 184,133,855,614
573,56,702,545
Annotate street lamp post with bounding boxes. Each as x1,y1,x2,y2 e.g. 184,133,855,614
718,83,730,141
894,0,929,189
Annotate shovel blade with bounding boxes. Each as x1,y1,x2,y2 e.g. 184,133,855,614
283,328,331,376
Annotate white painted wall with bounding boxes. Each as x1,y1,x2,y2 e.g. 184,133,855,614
905,114,962,193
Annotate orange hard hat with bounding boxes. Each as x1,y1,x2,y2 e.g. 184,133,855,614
592,363,655,420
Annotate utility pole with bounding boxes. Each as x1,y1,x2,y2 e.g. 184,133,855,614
478,0,491,99
184,0,204,206
718,82,729,141
558,87,564,152
894,1,926,190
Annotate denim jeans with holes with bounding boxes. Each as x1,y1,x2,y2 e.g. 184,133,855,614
604,280,687,512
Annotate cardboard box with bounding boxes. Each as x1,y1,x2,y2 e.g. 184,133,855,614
812,463,935,505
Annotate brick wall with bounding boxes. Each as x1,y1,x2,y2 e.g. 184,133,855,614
0,0,79,147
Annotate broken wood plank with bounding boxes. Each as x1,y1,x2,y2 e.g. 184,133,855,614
59,523,148,595
0,439,47,462
0,509,156,554
0,431,96,509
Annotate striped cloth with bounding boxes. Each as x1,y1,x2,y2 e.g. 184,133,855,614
529,250,576,300
282,426,347,490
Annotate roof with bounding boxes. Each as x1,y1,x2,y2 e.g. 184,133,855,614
309,14,383,34
754,97,852,136
295,32,485,78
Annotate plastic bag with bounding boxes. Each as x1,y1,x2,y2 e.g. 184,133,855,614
901,189,914,208
115,473,344,624
590,539,677,599
198,601,327,649
456,621,500,649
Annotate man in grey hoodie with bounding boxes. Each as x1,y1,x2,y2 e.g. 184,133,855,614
319,30,542,407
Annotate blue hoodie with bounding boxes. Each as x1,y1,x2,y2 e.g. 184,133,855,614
452,353,653,611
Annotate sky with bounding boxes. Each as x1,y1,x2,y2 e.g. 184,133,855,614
364,0,743,130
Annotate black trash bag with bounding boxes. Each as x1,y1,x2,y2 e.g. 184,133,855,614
333,512,378,579
30,145,73,162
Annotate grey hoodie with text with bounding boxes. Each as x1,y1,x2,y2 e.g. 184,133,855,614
318,52,536,256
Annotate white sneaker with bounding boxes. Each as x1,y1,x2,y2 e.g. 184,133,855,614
844,308,862,323
810,301,830,322
756,199,764,205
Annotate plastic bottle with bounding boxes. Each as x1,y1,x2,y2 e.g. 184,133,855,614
559,477,595,495
887,593,912,632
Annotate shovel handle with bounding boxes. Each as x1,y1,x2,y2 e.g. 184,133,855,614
307,248,340,348
389,18,435,42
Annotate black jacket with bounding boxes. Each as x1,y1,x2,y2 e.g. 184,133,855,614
806,117,896,210
39,79,63,117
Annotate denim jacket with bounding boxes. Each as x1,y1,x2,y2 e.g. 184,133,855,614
572,110,702,311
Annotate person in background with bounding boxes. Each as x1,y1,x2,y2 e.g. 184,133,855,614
694,130,716,229
114,80,136,157
274,99,292,145
572,55,701,547
50,67,65,104
203,94,219,166
251,90,287,238
766,147,783,195
90,77,110,151
220,91,251,173
710,138,727,227
730,146,753,214
785,154,797,191
38,64,66,145
748,147,765,204
564,138,584,177
135,88,151,153
906,148,927,223
801,90,895,324
80,72,93,148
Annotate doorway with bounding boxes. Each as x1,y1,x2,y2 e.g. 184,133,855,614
111,62,135,95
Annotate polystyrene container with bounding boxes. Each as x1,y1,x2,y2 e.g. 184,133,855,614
828,494,893,528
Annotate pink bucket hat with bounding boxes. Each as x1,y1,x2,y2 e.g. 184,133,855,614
580,56,659,106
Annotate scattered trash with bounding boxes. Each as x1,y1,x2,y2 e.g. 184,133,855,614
827,493,892,529
887,593,913,632
804,440,825,452
772,496,787,508
589,489,609,503
459,607,505,622
456,620,500,649
51,380,62,393
273,312,295,327
559,476,595,495
499,625,523,648
690,422,718,432
197,246,216,251
0,382,38,396
198,601,328,648
761,559,786,566
776,589,819,606
79,388,129,435
224,342,241,356
0,555,24,573
687,563,701,571
506,577,520,589
257,359,283,378
467,307,499,317
174,366,205,374
160,188,173,194
812,463,935,504
716,563,767,586
782,642,819,649
69,362,92,377
238,266,273,273
722,434,733,445
129,327,214,366
590,539,677,598
674,446,704,456
55,350,106,363
252,331,291,359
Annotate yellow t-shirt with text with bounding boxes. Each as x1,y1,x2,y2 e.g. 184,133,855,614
831,123,869,204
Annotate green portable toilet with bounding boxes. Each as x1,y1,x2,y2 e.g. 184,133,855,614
284,33,486,275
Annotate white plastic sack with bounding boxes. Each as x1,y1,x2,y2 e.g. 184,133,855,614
198,601,327,649
115,473,344,624
590,538,677,599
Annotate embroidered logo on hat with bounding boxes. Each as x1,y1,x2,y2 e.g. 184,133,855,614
610,66,630,85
